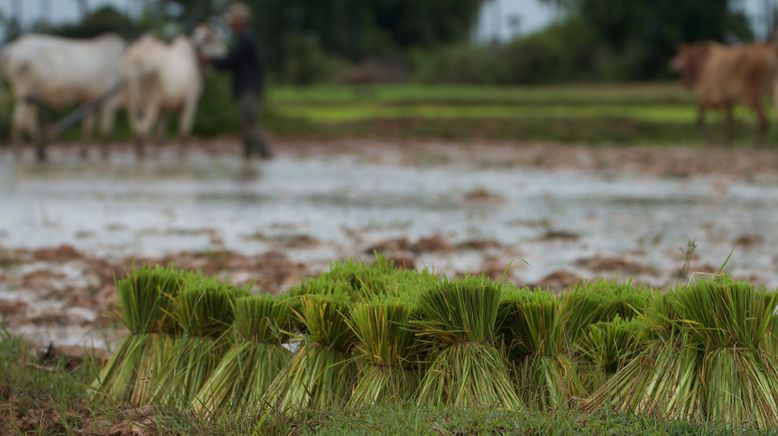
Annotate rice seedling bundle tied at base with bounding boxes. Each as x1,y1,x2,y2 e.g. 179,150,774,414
91,265,186,404
263,292,357,412
194,295,292,417
152,277,245,407
415,276,522,409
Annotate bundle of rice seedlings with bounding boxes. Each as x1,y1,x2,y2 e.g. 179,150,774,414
575,315,645,390
264,292,357,412
346,294,420,408
91,265,186,404
291,256,435,302
584,279,778,428
152,278,245,406
193,295,292,417
559,281,656,345
290,257,396,300
415,276,521,409
569,279,657,322
499,288,582,410
558,287,603,345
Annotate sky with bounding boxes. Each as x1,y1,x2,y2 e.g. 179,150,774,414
0,0,773,41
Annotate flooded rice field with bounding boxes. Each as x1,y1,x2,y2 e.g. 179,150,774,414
2,140,778,348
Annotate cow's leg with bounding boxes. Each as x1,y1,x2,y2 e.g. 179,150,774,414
10,102,26,158
753,99,768,147
724,105,734,146
155,114,168,142
135,97,161,160
695,105,712,145
177,97,198,158
98,99,119,160
20,104,48,162
80,114,95,159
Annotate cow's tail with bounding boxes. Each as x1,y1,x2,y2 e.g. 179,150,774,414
0,48,11,142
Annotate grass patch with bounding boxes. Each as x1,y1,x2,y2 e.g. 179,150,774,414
259,82,776,145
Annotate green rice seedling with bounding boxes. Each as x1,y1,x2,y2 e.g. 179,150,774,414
290,256,432,302
573,279,657,321
584,279,778,429
264,292,357,412
152,278,246,407
91,265,187,404
499,288,582,410
288,274,352,298
557,288,602,346
347,296,420,408
576,316,645,374
575,316,645,391
193,295,292,417
326,256,397,299
768,314,778,354
415,276,521,409
561,280,656,343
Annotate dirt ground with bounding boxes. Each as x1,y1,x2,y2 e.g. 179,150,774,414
2,138,778,349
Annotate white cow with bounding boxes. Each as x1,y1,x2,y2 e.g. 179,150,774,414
122,25,224,157
0,33,125,157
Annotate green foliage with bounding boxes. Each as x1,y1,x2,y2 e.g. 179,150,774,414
48,6,144,40
417,0,755,84
161,0,480,70
193,73,241,137
571,0,754,79
282,34,345,85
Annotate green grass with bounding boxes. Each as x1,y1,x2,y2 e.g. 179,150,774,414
258,82,778,145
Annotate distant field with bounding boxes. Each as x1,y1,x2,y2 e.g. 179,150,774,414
263,82,776,145
1,81,775,146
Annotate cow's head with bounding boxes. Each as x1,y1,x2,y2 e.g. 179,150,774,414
192,24,227,58
671,43,712,88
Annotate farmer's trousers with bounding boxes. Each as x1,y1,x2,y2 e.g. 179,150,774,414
238,91,272,159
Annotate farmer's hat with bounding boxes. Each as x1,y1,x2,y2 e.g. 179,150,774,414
223,2,252,24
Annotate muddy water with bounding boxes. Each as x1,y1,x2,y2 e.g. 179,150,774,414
1,146,778,346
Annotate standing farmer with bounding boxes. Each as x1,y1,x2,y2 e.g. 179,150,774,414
208,2,272,159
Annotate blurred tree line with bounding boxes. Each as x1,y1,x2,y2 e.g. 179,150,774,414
5,0,759,84
420,0,754,83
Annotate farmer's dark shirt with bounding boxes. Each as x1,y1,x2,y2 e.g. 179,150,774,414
210,30,264,97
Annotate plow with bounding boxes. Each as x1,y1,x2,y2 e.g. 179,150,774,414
20,81,123,162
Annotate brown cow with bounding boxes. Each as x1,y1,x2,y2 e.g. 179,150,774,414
671,42,778,145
